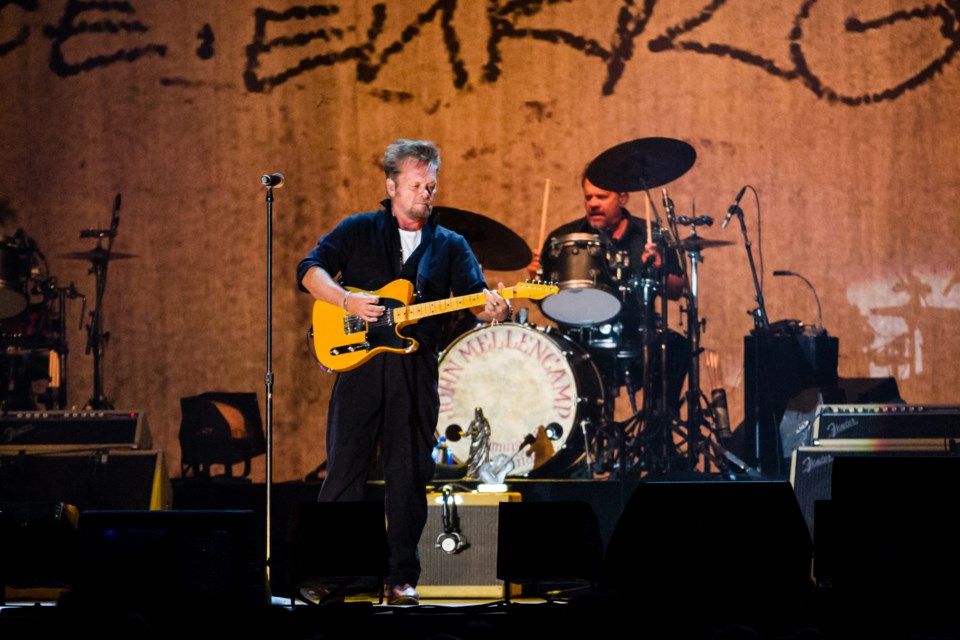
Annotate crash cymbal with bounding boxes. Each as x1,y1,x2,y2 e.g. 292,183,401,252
672,236,735,252
59,248,139,261
585,137,696,193
432,206,533,271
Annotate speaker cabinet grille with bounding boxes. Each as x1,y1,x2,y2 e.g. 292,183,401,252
417,491,520,598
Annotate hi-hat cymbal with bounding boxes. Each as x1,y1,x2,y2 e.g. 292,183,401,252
585,137,696,193
432,206,532,271
672,236,735,252
59,248,139,261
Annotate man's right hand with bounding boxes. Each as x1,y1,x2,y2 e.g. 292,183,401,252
344,291,384,322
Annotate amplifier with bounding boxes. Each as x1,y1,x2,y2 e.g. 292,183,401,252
789,446,955,538
812,404,960,449
0,410,150,452
417,491,521,598
0,449,172,510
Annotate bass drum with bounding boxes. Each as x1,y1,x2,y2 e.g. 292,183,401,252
436,322,604,478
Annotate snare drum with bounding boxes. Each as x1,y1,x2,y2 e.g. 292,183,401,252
540,233,621,326
436,323,604,478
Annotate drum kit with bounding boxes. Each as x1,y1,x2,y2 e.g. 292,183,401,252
435,137,748,481
0,195,129,412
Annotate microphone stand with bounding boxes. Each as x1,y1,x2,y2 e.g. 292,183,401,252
261,174,280,591
731,202,781,477
732,206,769,331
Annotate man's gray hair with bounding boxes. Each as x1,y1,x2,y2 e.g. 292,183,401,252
383,139,441,180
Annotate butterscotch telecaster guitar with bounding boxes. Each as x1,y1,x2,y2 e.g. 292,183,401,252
311,279,557,372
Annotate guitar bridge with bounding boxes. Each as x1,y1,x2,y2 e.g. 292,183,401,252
343,314,366,334
330,341,371,356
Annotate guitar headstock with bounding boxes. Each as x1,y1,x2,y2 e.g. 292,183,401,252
508,279,559,301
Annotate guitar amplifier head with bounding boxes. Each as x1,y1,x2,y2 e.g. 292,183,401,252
812,403,960,450
0,410,151,452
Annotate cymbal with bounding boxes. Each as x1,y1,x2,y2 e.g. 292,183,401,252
59,248,139,261
672,236,735,252
585,137,696,192
433,206,532,271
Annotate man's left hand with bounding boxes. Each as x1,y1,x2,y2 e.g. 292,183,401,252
483,282,512,322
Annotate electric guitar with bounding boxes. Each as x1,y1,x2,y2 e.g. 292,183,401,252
311,279,558,372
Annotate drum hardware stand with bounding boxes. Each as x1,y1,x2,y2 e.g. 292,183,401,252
81,195,122,410
33,276,83,409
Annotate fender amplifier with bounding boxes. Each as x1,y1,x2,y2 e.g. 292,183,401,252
417,491,521,598
812,404,960,450
0,410,150,451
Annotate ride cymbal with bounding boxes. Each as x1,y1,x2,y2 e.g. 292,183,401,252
432,206,532,271
585,137,696,193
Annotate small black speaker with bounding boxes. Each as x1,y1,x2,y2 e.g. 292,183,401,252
65,509,268,616
497,500,602,600
602,480,813,614
288,501,388,599
823,455,960,613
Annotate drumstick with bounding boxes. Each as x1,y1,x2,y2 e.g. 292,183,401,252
538,178,551,250
644,193,652,244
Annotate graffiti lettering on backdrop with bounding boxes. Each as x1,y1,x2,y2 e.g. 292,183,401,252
0,0,38,58
243,0,960,101
2,0,957,102
42,0,168,76
651,0,960,105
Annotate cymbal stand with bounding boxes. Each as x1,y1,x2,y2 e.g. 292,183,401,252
672,217,758,477
83,195,121,410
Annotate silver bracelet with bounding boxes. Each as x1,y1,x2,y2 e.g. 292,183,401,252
342,291,351,312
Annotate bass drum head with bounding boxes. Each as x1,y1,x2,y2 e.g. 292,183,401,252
436,322,604,478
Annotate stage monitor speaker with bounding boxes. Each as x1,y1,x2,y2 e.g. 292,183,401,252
1,501,79,601
819,455,960,613
789,446,952,538
497,500,602,601
601,480,813,613
418,491,521,598
64,509,269,617
0,449,172,510
0,410,151,451
288,501,388,601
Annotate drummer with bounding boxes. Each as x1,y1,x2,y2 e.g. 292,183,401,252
528,175,689,413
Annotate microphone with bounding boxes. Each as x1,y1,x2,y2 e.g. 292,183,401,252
261,173,284,188
774,270,824,333
444,424,463,442
720,186,747,229
436,484,468,554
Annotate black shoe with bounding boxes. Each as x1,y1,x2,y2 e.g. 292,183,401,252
297,579,345,605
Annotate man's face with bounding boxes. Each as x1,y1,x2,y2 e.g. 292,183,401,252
583,178,627,234
387,159,438,222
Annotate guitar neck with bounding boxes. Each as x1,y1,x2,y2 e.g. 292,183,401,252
395,288,517,323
